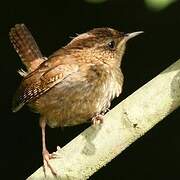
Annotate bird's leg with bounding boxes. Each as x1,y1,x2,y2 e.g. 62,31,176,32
40,118,57,177
92,114,104,125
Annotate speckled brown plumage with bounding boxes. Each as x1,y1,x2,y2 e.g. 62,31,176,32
9,24,45,73
10,24,143,176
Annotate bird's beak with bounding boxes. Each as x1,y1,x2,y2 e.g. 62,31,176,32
125,31,144,40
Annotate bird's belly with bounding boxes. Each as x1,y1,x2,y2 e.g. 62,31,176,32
44,88,99,127
30,69,123,128
31,82,110,128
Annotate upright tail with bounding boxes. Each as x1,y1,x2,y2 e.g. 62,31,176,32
9,24,45,73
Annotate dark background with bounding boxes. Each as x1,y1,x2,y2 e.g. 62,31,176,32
0,0,179,179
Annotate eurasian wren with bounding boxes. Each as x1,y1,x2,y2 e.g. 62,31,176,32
10,24,143,176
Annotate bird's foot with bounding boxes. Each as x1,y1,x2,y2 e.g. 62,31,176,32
43,149,57,177
50,146,61,159
92,114,104,125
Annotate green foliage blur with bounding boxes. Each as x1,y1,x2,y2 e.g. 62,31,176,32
145,0,177,11
85,0,176,11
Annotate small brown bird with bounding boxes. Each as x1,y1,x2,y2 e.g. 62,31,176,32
10,24,142,176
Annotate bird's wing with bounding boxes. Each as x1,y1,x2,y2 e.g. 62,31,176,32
12,63,79,112
9,24,45,73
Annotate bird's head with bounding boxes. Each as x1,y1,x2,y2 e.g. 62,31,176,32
66,27,143,66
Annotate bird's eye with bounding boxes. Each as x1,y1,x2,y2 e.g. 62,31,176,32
107,40,116,50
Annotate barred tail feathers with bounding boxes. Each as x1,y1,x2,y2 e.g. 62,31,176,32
9,24,44,72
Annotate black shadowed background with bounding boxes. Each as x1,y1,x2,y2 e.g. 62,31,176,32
0,0,179,179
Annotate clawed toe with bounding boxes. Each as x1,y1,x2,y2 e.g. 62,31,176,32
92,114,104,125
43,150,57,177
50,146,62,159
50,152,59,159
